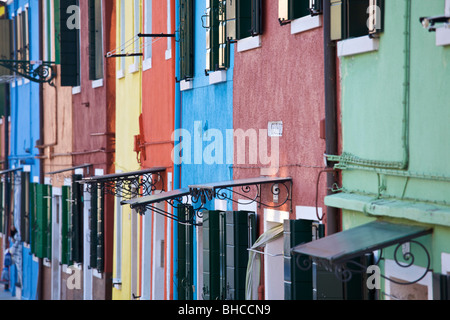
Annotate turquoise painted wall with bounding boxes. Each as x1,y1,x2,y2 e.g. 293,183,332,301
335,0,450,275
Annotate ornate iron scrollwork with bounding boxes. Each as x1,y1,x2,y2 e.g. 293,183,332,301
0,60,56,84
293,239,432,286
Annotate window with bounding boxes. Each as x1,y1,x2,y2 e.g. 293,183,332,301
60,0,81,87
0,19,12,76
206,0,229,72
130,0,140,73
89,183,104,273
20,171,30,244
71,174,83,263
279,0,322,23
179,0,194,80
202,210,256,300
31,183,52,260
226,0,263,40
177,205,194,300
61,185,71,265
331,0,384,41
89,0,104,80
143,0,152,69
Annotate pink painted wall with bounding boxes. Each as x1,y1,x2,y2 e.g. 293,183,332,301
233,2,328,228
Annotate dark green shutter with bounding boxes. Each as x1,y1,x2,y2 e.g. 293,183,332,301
345,0,369,39
179,0,194,80
35,184,51,259
88,0,103,80
71,174,83,263
97,183,104,272
284,219,313,300
88,0,96,80
228,0,262,40
236,0,251,40
289,0,310,20
434,274,450,300
0,19,12,76
177,205,194,300
20,171,30,244
90,184,98,269
30,183,37,255
225,211,256,300
203,210,222,300
0,180,3,234
60,0,80,86
54,0,61,64
251,0,263,36
61,185,71,265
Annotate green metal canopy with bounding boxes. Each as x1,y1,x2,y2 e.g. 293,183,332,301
291,220,432,265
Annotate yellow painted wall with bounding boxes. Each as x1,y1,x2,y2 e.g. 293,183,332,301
112,0,142,300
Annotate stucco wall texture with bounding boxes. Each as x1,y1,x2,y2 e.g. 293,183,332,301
233,1,328,225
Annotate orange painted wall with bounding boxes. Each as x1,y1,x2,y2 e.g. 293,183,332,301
140,0,175,300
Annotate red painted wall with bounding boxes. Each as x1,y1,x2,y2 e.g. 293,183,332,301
71,0,116,294
233,2,328,227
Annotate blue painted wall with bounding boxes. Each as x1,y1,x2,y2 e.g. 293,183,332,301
174,0,234,300
8,0,41,301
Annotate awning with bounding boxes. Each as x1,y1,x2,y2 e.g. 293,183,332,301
189,176,292,211
79,167,166,199
291,220,433,284
292,220,432,264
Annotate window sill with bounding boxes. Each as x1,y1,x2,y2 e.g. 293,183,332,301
291,15,322,35
180,79,193,91
337,35,379,57
209,70,227,85
92,78,103,89
165,49,172,60
436,26,450,46
237,35,261,53
143,58,152,71
116,69,125,79
129,63,140,74
72,86,81,95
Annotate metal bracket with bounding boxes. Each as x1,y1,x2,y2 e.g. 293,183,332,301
0,60,56,84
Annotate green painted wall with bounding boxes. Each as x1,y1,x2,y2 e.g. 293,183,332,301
336,0,450,276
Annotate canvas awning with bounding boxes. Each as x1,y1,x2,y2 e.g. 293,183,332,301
291,220,432,265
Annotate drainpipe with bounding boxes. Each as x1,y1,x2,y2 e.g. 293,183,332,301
4,84,10,247
323,0,339,235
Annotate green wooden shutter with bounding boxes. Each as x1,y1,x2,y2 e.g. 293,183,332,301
251,0,263,36
179,0,194,80
203,210,222,300
289,0,310,20
218,1,229,69
54,0,61,64
88,0,96,80
30,183,37,255
71,174,83,263
60,0,80,86
177,205,194,300
0,19,12,76
20,171,30,244
96,183,105,272
225,211,256,300
35,184,50,259
284,219,313,300
227,0,262,41
90,183,98,269
45,185,52,260
61,185,71,265
0,179,4,234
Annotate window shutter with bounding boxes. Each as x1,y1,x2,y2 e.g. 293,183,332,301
218,1,229,69
88,0,103,80
203,210,222,300
71,174,83,263
35,184,50,259
30,183,37,255
45,185,52,260
251,0,263,36
179,0,194,80
225,211,256,300
330,0,343,41
0,179,3,233
61,185,71,265
345,0,370,39
289,0,310,20
177,205,194,300
225,0,236,40
0,19,12,76
90,183,98,269
284,219,313,300
20,171,30,245
96,183,104,273
88,0,96,80
54,0,61,64
60,0,80,86
22,7,29,62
